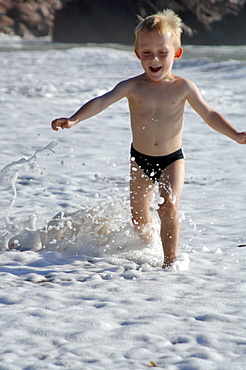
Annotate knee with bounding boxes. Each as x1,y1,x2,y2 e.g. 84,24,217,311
158,199,178,221
131,212,151,228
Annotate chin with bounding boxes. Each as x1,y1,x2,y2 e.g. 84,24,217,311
149,74,166,82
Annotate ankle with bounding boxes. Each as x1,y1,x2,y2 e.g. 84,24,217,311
162,255,176,268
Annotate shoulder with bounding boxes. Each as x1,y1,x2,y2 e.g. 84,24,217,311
172,74,197,89
112,75,143,97
166,74,198,100
182,77,200,93
116,75,142,89
173,75,202,99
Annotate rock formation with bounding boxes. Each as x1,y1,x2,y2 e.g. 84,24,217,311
52,0,246,45
0,0,245,45
0,0,62,38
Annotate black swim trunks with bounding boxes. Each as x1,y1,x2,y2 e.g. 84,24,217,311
130,144,184,183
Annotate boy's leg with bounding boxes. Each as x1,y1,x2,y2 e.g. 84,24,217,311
130,160,154,243
158,159,184,267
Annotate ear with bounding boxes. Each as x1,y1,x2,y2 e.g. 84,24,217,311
134,49,141,60
174,47,183,60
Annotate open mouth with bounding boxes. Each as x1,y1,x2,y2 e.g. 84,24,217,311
149,66,162,73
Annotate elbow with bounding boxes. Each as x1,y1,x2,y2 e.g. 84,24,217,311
204,110,221,126
206,109,219,121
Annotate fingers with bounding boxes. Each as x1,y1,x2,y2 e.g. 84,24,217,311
237,132,246,144
51,120,59,131
51,118,68,131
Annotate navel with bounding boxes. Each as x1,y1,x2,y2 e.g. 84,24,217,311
154,141,158,146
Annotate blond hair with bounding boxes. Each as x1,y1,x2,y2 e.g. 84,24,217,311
135,9,182,51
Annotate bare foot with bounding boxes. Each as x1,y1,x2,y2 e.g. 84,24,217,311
162,256,176,268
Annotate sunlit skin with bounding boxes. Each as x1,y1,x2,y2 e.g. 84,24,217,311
51,30,246,268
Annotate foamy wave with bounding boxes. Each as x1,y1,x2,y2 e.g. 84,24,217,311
3,198,163,266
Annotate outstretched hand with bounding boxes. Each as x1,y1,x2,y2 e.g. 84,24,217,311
236,132,246,144
51,118,75,131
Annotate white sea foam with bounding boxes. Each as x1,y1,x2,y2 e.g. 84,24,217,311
0,39,245,369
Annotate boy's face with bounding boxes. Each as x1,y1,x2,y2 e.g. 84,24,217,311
135,30,182,82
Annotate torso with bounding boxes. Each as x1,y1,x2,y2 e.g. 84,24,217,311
126,73,187,156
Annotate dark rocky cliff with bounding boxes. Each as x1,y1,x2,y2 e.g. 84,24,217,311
0,0,62,38
52,0,246,45
0,0,246,45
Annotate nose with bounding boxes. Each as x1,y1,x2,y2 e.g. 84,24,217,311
151,54,159,62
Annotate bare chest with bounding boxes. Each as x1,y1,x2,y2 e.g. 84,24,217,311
129,82,185,119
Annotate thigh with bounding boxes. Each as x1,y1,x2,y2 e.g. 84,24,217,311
130,160,154,224
159,159,185,203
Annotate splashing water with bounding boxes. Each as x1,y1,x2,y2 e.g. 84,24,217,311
0,141,191,270
4,195,164,266
0,141,57,223
0,142,57,247
0,142,161,264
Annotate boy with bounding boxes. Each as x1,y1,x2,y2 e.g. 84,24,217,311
51,9,246,267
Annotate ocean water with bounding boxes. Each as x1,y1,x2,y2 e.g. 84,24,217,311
0,34,246,369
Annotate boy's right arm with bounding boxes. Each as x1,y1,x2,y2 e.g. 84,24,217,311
51,80,131,131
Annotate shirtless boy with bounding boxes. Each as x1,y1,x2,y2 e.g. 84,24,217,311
51,9,246,267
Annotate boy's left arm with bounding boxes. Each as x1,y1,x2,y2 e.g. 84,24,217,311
186,79,246,144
